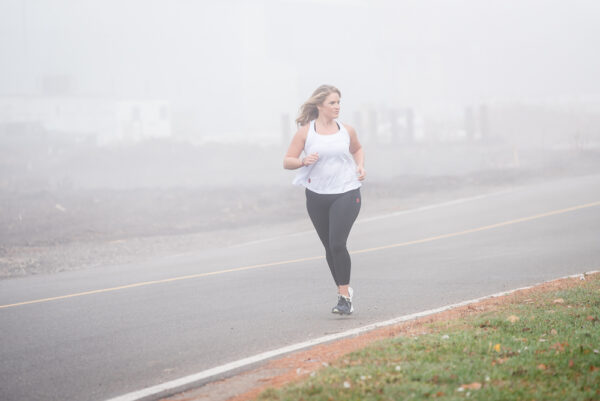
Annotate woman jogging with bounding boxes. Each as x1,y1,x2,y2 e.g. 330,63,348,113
283,84,366,315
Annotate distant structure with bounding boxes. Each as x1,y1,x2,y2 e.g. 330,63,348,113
389,109,400,144
367,109,378,144
281,113,292,146
353,110,364,139
116,100,171,142
389,108,415,143
463,104,489,141
353,107,380,144
464,97,600,148
0,95,172,144
464,106,475,141
479,104,489,141
353,106,417,145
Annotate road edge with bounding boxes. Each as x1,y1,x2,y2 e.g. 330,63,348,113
105,270,599,401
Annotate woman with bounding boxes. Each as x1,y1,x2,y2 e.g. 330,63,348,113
283,84,366,315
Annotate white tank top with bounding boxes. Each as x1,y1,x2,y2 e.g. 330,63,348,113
293,120,362,194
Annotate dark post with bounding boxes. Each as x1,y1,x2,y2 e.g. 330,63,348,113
465,106,475,141
479,104,489,141
368,109,378,145
353,110,363,138
389,108,399,144
405,108,415,143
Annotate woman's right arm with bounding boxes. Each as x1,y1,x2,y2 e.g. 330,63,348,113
283,125,309,170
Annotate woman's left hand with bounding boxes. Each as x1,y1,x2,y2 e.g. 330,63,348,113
357,165,366,181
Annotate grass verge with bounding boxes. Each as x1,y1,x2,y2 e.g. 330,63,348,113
256,274,600,401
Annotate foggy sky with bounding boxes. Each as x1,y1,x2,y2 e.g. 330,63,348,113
1,0,600,130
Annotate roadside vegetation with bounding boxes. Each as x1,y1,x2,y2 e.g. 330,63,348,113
257,274,600,401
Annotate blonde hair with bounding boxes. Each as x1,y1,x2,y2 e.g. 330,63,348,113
295,85,341,126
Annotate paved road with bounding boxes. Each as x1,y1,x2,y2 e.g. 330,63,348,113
1,174,599,401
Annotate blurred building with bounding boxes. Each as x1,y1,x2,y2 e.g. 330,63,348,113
0,95,172,144
467,97,600,148
115,100,171,142
353,106,422,145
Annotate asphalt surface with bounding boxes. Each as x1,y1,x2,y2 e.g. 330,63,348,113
1,174,599,401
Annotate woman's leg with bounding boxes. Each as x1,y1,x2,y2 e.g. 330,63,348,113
305,189,338,285
328,188,361,291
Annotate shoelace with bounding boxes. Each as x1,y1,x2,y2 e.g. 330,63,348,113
335,296,351,309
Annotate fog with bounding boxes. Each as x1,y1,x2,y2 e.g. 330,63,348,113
3,0,600,135
1,0,600,277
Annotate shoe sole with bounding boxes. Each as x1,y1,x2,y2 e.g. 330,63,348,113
332,305,354,315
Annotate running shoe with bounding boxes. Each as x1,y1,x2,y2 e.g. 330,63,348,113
332,295,353,315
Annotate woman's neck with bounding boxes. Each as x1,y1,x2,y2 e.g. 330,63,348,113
316,116,336,127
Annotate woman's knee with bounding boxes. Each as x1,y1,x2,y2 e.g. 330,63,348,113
330,240,347,256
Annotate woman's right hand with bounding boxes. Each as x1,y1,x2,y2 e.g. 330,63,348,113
302,152,319,166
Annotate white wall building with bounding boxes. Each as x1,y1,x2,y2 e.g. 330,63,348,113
115,100,171,143
0,96,171,144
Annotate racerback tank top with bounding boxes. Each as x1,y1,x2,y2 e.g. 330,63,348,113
292,120,361,194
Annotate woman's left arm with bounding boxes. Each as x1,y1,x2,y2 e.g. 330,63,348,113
345,124,366,181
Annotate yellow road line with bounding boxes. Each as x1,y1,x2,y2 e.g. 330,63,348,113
2,200,599,310
352,200,600,254
0,256,323,309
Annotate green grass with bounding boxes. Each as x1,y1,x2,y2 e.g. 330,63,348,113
257,276,600,401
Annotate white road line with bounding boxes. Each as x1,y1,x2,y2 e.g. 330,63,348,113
5,199,598,310
104,270,598,401
228,189,513,247
357,190,512,223
0,201,600,309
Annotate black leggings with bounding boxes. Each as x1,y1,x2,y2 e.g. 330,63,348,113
305,187,361,286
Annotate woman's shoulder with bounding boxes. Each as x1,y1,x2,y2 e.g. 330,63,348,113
340,122,357,137
300,122,312,133
295,122,311,140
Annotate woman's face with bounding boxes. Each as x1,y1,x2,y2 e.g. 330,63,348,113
317,92,340,120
